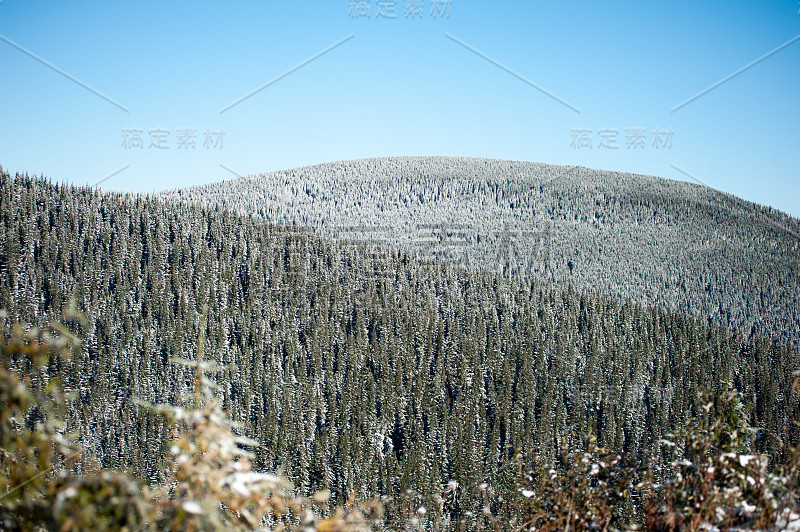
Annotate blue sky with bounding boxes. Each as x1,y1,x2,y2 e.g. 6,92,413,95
1,1,798,216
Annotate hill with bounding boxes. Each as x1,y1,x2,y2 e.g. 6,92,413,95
160,156,800,350
1,170,796,517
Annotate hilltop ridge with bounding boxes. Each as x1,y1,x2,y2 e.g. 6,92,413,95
161,156,800,349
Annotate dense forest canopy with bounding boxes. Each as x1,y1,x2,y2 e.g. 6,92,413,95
161,156,800,351
1,170,797,520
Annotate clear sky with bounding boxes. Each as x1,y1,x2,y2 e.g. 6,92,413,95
1,1,798,216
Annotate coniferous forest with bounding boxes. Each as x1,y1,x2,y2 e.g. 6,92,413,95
161,157,800,352
1,164,799,530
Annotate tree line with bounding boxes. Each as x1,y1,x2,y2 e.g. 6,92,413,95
0,171,797,517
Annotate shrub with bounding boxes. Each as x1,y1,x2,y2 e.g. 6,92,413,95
0,307,381,531
647,386,800,531
513,437,640,531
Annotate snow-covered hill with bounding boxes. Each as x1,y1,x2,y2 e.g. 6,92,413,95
161,156,800,348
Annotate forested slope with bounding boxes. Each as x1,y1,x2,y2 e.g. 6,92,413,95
160,156,800,350
0,171,797,513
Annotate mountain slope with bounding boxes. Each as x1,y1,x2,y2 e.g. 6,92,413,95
1,171,797,513
160,156,800,349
